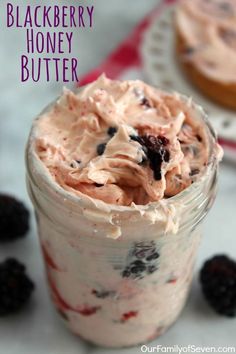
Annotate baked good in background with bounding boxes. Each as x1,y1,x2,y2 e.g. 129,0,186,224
175,0,236,110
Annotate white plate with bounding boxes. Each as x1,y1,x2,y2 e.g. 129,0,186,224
141,1,236,161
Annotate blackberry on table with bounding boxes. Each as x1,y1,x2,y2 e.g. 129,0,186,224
122,241,160,279
0,258,34,316
0,194,30,242
200,255,236,317
147,265,157,274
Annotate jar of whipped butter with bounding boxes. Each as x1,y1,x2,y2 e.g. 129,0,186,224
26,76,222,347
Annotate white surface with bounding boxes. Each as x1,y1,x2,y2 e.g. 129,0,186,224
0,0,235,353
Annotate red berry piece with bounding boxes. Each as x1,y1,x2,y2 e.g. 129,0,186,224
121,311,138,322
200,255,236,317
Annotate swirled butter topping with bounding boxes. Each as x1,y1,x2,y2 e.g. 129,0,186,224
35,75,211,206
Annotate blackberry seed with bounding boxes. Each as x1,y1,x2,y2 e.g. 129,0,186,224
147,265,157,274
95,183,104,187
122,269,131,278
97,143,107,156
196,134,202,142
146,252,160,261
134,249,149,259
0,258,34,316
107,127,117,137
130,264,146,274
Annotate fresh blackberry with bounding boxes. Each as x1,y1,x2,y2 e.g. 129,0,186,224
200,255,236,317
0,258,34,316
92,289,115,299
0,194,30,242
97,143,107,156
142,135,170,181
122,241,160,279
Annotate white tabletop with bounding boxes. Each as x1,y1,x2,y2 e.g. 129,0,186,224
0,0,235,353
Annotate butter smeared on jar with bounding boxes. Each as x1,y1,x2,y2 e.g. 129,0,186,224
35,75,209,206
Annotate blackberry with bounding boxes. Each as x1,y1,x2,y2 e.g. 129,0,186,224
130,135,170,181
122,269,131,278
146,252,159,261
130,260,146,274
122,241,160,279
200,255,236,317
97,143,107,156
0,194,30,242
95,183,104,187
107,127,117,137
0,258,34,316
196,134,202,142
140,97,151,108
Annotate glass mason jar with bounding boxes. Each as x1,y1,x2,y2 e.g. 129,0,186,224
26,96,220,348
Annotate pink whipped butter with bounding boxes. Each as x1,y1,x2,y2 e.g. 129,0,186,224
176,0,236,83
26,76,222,347
35,74,211,206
